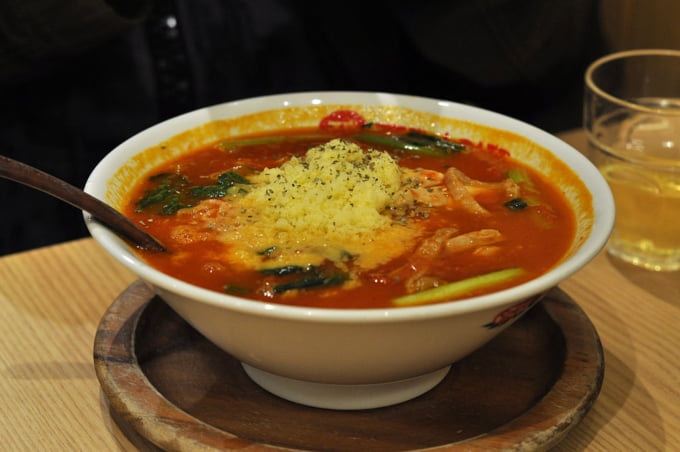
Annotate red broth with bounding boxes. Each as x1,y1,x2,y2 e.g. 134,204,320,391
122,124,576,309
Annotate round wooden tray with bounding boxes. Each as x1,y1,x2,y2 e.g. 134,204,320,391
94,281,603,451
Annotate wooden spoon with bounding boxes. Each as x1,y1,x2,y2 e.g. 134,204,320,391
0,155,165,252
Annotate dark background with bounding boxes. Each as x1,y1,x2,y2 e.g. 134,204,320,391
0,0,606,255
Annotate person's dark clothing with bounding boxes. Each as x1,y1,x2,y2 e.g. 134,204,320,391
0,0,605,255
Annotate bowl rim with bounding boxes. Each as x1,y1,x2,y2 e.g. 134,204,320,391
85,91,614,323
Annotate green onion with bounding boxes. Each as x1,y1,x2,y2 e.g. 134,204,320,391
507,168,540,207
353,132,465,157
402,131,465,152
354,134,424,151
392,268,525,306
507,168,531,184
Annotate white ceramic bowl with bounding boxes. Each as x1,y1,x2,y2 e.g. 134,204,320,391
85,92,614,410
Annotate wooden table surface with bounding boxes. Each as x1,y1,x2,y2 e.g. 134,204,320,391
1,130,679,451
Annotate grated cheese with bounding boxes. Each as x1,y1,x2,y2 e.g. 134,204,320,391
246,139,401,234
216,139,422,270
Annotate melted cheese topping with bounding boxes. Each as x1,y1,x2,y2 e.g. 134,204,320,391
213,139,422,270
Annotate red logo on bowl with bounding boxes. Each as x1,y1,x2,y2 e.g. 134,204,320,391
484,294,544,329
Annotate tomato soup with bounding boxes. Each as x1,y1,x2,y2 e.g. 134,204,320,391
122,114,576,309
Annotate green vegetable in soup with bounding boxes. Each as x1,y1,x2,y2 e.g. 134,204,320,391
135,173,193,215
506,168,560,229
504,198,528,210
401,131,466,153
353,131,465,157
507,168,541,206
392,268,525,306
190,171,249,199
261,265,308,276
135,171,249,215
260,263,348,294
272,272,347,294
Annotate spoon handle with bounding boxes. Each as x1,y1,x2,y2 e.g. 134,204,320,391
0,155,165,252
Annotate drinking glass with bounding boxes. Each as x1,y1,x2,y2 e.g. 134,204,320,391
584,49,680,271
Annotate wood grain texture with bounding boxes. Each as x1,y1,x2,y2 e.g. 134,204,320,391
0,239,137,450
93,282,603,451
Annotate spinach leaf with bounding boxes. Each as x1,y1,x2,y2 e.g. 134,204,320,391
272,272,347,294
260,263,348,294
135,173,193,215
136,171,250,215
260,265,308,276
191,171,250,199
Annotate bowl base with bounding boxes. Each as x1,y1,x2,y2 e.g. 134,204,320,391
241,363,451,410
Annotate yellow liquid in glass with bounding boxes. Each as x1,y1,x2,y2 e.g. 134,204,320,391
589,101,680,270
600,163,680,270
